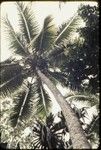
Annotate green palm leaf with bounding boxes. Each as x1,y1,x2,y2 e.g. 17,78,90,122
34,77,51,118
65,93,99,107
0,57,15,64
16,2,39,44
3,17,27,56
0,64,24,97
85,114,99,146
33,15,57,54
10,85,34,127
55,13,81,44
0,57,16,70
87,114,99,135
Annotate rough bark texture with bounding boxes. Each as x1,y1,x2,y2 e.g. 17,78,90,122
37,69,91,149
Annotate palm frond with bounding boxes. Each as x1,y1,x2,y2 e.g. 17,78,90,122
84,114,99,147
3,17,27,56
0,57,15,64
34,15,57,54
16,2,39,44
34,77,51,118
0,57,16,69
0,64,24,97
65,93,99,107
10,85,33,127
47,44,67,64
55,13,81,44
86,114,99,135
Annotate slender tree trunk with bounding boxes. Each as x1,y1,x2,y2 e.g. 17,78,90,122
37,69,91,149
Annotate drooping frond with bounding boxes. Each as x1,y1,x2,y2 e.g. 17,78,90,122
16,2,39,44
55,13,81,44
10,85,34,127
84,114,99,146
87,114,99,135
0,63,21,84
34,15,57,54
34,77,51,118
3,17,27,56
0,57,15,64
65,93,99,107
0,63,24,97
0,57,16,69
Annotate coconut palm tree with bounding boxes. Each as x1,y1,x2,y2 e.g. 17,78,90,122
0,2,91,149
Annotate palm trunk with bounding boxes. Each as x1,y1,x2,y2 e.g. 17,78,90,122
37,69,91,149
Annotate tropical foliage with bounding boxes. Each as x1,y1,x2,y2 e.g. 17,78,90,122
1,101,99,149
0,2,99,149
59,5,99,93
32,113,68,149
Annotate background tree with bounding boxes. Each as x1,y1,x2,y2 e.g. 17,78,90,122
60,5,99,93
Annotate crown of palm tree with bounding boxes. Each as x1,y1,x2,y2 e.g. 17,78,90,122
0,2,81,128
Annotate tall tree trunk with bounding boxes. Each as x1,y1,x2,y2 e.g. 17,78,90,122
37,69,91,149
